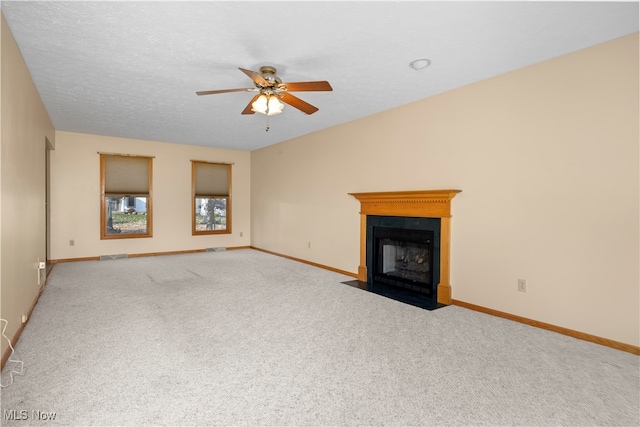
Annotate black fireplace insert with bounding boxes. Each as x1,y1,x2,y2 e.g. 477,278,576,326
372,226,434,295
366,215,441,300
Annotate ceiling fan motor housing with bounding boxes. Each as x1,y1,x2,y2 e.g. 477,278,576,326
259,66,282,85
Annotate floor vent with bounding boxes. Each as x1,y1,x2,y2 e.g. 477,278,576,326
100,253,128,260
206,247,226,252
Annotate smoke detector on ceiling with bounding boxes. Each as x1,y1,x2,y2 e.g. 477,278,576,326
409,59,432,70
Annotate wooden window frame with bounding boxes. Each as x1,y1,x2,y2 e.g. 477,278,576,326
100,153,153,240
192,160,232,236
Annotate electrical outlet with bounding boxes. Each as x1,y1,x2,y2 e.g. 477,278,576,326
69,239,75,246
518,279,527,293
38,261,46,269
21,314,28,324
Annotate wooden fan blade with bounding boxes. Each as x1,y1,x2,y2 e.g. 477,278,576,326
278,93,319,115
279,81,333,92
196,88,252,96
241,94,260,115
239,68,269,86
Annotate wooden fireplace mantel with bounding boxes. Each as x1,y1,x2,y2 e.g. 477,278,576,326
349,189,461,304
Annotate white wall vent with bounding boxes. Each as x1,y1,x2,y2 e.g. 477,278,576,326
100,253,128,260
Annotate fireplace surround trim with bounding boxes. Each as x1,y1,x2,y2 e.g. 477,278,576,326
349,189,461,304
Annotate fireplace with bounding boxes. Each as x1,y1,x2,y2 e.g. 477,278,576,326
373,228,433,291
349,190,461,306
367,216,440,298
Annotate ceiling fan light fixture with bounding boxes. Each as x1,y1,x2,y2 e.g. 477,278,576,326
252,94,284,116
267,95,284,115
251,94,268,114
409,58,431,70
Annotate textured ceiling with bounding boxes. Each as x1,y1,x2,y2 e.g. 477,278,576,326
1,1,638,151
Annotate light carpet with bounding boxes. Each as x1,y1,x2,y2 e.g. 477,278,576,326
1,249,638,426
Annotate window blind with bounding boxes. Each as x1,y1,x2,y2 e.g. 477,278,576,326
194,162,230,197
103,155,151,196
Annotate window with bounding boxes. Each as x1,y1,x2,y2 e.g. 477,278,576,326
125,197,135,210
192,161,231,235
100,154,153,239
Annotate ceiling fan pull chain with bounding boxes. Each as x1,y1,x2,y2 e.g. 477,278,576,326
265,115,270,132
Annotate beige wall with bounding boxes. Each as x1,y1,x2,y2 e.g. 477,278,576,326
251,33,640,346
50,132,250,260
1,13,56,356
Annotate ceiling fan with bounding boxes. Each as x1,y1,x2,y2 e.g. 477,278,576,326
196,66,332,116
